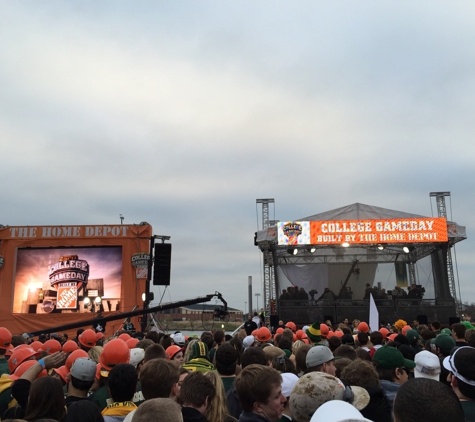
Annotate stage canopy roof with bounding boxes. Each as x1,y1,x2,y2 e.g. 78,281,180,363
255,202,466,266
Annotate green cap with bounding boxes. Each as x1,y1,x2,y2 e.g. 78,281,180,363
440,328,452,336
373,346,416,370
406,330,419,344
434,334,456,356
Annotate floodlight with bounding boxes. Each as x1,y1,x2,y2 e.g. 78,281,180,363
342,242,350,248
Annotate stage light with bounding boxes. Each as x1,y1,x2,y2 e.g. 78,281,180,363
83,297,91,306
94,296,102,304
377,244,385,250
307,247,316,253
287,248,298,255
403,246,410,253
342,242,350,248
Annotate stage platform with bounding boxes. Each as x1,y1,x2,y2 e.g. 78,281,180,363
277,298,457,327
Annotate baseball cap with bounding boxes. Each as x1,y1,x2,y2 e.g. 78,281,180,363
129,348,145,368
243,336,255,350
434,334,456,356
281,372,299,398
310,400,373,422
70,358,97,382
189,341,209,359
373,346,416,370
406,330,419,344
306,345,339,369
443,346,475,387
414,351,440,380
171,332,186,347
290,372,370,422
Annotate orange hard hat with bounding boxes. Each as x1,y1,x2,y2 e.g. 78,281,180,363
251,329,258,337
334,330,344,338
276,327,284,335
52,365,69,384
62,340,79,353
96,332,105,340
256,327,272,343
8,347,36,374
296,330,305,340
118,333,131,342
40,339,62,354
285,322,297,332
10,360,47,380
379,328,389,339
126,338,139,349
388,333,398,341
99,339,130,371
65,349,89,372
357,322,369,333
301,334,310,344
30,341,44,353
0,327,12,350
78,329,97,348
326,331,335,338
165,345,182,360
402,325,412,335
320,324,330,337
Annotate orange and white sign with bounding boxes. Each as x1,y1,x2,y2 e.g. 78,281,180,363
311,218,447,244
56,282,78,310
278,218,447,245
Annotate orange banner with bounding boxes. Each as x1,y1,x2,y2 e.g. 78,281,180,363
310,218,447,245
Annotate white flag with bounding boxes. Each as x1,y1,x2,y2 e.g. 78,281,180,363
369,293,379,332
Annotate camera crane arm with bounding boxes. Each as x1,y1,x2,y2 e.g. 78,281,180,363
28,292,227,336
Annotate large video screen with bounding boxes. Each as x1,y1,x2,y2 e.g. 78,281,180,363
13,246,122,314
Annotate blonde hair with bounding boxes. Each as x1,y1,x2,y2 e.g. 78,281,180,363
292,340,305,355
204,371,231,422
88,346,103,363
183,339,199,363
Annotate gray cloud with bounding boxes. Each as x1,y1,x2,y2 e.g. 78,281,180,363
2,1,475,313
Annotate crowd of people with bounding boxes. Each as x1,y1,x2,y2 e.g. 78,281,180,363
0,314,475,422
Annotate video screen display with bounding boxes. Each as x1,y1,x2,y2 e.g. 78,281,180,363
13,246,122,314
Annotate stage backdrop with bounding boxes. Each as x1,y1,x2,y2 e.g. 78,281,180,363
0,224,152,335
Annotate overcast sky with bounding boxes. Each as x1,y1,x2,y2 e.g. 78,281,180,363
2,1,475,315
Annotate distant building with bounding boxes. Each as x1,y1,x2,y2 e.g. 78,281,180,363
154,303,243,322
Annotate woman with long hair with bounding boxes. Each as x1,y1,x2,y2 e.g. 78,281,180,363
204,371,237,422
24,376,66,421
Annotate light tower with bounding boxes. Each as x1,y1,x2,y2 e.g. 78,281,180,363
430,191,460,314
256,199,275,325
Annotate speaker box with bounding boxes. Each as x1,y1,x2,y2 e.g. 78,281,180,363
417,315,428,325
153,243,172,286
269,315,279,329
449,316,460,326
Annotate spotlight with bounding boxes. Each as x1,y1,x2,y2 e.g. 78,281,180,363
83,297,91,305
287,248,298,255
377,244,385,251
342,242,350,248
307,246,316,253
94,296,102,305
403,246,410,253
